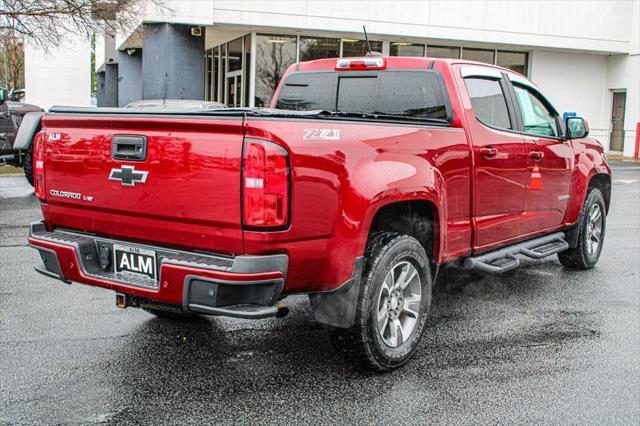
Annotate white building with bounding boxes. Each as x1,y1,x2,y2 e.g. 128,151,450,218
25,0,640,157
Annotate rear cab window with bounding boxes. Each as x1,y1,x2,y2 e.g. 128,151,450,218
274,70,450,121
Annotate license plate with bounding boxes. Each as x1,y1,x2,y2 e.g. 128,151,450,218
113,244,157,281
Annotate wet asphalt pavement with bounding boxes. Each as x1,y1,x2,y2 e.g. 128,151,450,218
1,162,639,425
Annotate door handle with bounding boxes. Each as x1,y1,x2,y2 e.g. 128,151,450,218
479,147,498,158
529,151,544,161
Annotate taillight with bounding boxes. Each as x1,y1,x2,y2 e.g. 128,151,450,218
33,131,46,201
242,139,290,229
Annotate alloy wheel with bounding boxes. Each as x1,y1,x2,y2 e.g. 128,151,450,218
376,260,422,348
586,203,603,256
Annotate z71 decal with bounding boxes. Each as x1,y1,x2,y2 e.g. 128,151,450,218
303,128,340,140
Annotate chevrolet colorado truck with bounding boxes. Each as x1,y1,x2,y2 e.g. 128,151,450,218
25,57,611,371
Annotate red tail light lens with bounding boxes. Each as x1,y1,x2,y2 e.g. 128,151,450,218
242,139,290,229
33,131,46,201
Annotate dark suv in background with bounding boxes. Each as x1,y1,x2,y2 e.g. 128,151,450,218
0,88,43,185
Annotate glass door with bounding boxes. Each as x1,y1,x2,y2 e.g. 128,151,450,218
609,91,626,152
225,72,242,107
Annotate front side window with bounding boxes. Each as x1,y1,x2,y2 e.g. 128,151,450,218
513,85,558,137
464,77,511,129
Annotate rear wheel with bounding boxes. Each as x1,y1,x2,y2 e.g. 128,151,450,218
328,232,432,372
143,307,199,320
558,187,606,269
23,143,34,186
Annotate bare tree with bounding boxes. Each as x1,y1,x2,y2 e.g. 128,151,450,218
0,0,165,48
0,29,24,90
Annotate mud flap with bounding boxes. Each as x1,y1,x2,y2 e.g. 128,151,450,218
308,257,364,328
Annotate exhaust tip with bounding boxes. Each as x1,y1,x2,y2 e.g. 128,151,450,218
115,293,127,309
275,301,289,318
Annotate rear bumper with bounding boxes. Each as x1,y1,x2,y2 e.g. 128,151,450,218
28,222,288,316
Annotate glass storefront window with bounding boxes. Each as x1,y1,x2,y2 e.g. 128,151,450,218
427,45,460,59
497,50,528,76
462,48,495,64
299,36,340,61
342,39,383,57
255,34,297,107
390,42,425,57
227,37,243,73
205,50,212,101
212,46,219,102
244,34,251,107
220,44,226,101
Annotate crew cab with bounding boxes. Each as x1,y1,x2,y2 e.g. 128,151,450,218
25,56,611,371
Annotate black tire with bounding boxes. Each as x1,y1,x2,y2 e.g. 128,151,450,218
558,187,606,270
328,232,432,372
143,307,199,320
23,143,34,186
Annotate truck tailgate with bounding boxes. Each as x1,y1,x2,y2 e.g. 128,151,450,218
40,115,244,255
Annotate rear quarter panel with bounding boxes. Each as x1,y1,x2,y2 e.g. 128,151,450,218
244,119,471,293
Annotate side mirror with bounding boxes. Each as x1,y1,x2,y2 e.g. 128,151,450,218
566,116,589,139
0,88,7,104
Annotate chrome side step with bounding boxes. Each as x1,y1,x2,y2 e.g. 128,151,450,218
464,232,569,274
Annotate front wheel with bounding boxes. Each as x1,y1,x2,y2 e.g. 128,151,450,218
558,187,606,269
328,232,432,372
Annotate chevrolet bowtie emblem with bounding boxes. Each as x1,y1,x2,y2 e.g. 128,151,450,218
108,166,149,186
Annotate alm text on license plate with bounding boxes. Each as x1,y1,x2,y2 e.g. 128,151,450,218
113,244,157,281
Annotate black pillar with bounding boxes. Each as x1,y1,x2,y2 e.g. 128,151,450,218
142,23,205,100
102,63,119,107
117,49,143,107
96,71,106,107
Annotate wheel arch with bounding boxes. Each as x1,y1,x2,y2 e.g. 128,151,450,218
361,197,444,265
565,172,611,248
588,173,611,213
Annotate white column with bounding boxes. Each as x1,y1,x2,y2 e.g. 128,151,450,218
249,31,257,108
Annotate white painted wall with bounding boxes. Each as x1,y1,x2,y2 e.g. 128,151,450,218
607,55,639,156
605,0,639,156
24,35,92,111
143,0,215,26
529,50,611,147
197,0,632,53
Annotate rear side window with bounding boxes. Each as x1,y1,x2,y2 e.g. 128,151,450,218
464,77,511,129
275,71,449,120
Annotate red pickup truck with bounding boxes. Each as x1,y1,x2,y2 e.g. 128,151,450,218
26,56,610,371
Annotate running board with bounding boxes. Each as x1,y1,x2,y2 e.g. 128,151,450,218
188,303,279,319
464,232,569,274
